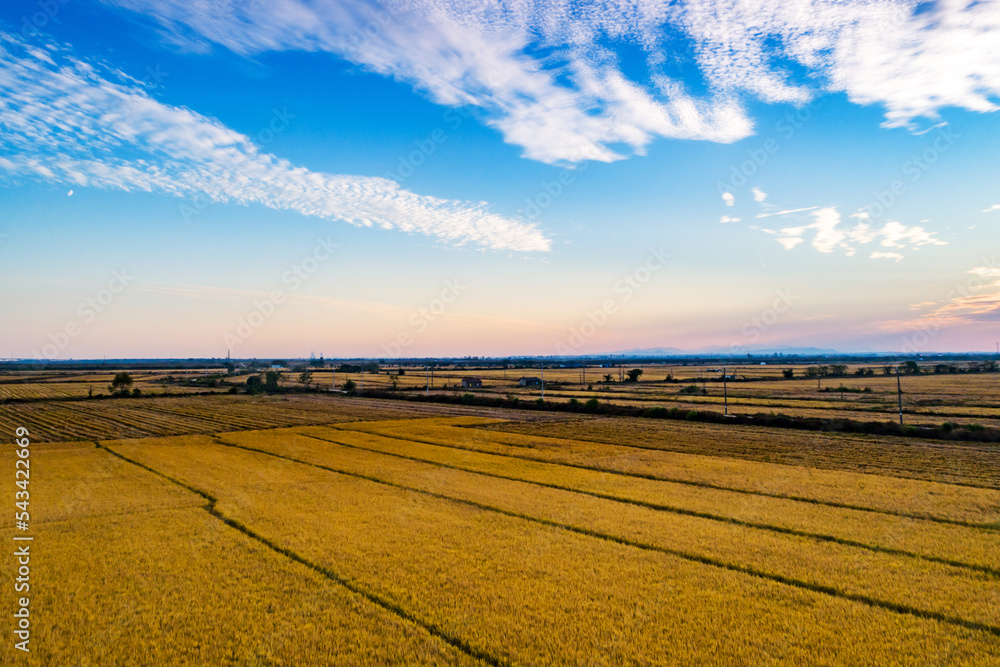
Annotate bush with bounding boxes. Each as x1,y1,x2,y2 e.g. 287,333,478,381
679,384,704,395
685,410,699,421
131,388,141,397
583,397,600,413
965,423,986,432
342,379,357,392
941,422,954,433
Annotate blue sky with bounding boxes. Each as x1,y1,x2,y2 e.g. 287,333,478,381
2,0,999,359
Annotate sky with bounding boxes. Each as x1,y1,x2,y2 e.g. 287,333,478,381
1,0,999,359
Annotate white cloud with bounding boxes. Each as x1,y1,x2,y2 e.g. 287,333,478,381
984,204,1000,213
721,192,734,207
755,206,819,219
768,207,946,258
752,187,767,203
0,32,549,252
97,0,1000,164
719,215,740,223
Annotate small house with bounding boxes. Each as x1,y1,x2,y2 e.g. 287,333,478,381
519,376,542,387
461,377,483,389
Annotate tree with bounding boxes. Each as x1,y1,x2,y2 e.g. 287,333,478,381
603,374,613,383
882,365,894,376
782,369,794,379
298,369,313,388
829,364,848,377
342,379,357,392
389,374,399,390
902,360,921,375
804,366,819,378
264,370,281,393
246,375,263,395
625,368,643,382
108,372,134,397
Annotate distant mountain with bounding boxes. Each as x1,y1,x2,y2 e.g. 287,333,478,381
607,346,690,356
608,345,842,357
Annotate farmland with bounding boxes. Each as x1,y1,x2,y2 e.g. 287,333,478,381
2,381,999,664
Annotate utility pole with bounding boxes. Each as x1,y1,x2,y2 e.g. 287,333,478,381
426,364,430,396
332,368,336,391
541,363,545,400
723,366,728,415
360,359,364,392
896,365,904,426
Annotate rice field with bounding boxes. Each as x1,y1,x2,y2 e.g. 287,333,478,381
3,392,999,664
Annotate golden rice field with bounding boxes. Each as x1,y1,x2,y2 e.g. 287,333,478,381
2,393,999,664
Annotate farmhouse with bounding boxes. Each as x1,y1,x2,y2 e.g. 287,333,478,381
461,377,483,389
519,376,542,387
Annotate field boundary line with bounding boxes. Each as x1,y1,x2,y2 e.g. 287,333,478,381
95,441,510,667
299,432,1000,578
208,435,1000,638
332,425,1000,532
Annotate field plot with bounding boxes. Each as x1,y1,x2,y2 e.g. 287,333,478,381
5,396,1000,664
485,415,1000,488
0,442,485,666
107,433,1000,664
0,394,514,442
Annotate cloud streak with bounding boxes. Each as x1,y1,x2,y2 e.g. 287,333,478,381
97,0,1000,165
0,32,550,252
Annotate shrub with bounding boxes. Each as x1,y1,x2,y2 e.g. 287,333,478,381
685,410,699,421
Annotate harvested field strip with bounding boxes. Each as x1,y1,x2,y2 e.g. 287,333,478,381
214,430,1000,630
485,417,1000,490
95,442,513,667
343,418,1000,527
294,428,1000,574
105,437,1000,664
1,509,479,666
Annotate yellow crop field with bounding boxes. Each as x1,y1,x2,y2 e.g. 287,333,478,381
0,442,486,666
342,417,1000,525
5,394,1000,664
105,435,1000,664
212,427,1000,629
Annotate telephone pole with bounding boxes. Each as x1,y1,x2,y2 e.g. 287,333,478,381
723,366,728,415
896,365,903,426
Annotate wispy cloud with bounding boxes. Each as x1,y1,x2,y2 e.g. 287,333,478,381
721,192,734,207
98,0,1000,164
0,32,549,252
719,215,740,223
755,206,819,219
880,264,1000,331
752,187,767,203
763,207,946,258
984,204,1000,213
